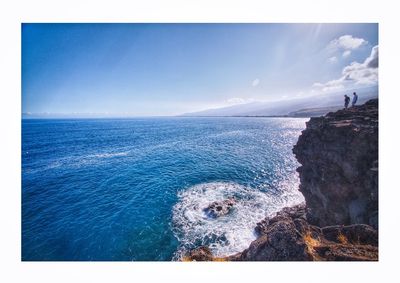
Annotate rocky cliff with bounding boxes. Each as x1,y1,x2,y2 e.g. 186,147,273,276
185,99,378,261
293,99,378,228
186,203,378,261
229,204,378,261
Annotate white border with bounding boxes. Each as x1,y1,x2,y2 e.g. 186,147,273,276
1,0,400,282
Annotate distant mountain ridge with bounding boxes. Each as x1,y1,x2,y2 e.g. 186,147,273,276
182,86,378,118
287,106,343,118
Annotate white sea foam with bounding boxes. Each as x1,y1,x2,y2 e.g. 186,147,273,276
172,181,304,259
89,151,129,158
29,151,131,173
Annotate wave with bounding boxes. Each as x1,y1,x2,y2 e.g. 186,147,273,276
25,150,131,174
172,181,303,259
86,151,129,159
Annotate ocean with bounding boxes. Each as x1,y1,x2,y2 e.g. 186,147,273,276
22,117,307,261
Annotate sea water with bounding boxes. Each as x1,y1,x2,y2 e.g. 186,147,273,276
22,117,307,261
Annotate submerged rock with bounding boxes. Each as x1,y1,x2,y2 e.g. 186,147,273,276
204,198,236,218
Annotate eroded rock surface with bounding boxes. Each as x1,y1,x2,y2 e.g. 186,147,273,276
229,204,378,261
293,99,378,228
184,246,214,261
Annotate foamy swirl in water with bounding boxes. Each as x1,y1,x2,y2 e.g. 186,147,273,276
172,182,303,259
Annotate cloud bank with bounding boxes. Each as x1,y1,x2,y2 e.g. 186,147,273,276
313,45,378,92
226,97,256,105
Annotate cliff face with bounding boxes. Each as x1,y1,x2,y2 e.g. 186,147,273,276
293,99,378,229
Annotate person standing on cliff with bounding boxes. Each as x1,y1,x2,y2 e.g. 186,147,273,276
352,92,358,107
344,94,350,109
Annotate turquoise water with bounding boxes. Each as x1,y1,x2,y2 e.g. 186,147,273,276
22,117,307,261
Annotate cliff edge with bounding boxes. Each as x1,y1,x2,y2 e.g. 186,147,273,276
293,99,378,229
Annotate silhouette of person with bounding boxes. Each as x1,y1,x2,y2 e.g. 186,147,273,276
344,95,350,109
352,92,358,107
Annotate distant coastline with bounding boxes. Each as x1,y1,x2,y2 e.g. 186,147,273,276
181,86,378,118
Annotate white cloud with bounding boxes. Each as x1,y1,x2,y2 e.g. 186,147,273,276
252,78,260,87
365,45,379,68
328,56,338,63
312,78,345,92
226,97,256,105
327,35,367,61
342,50,351,57
342,45,378,85
313,45,378,92
329,35,368,51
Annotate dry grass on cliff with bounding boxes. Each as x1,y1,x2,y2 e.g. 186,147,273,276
304,231,378,261
303,231,322,260
337,233,349,244
304,232,320,248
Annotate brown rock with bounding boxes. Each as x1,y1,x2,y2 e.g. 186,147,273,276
184,246,213,261
321,224,378,246
231,204,378,261
237,204,313,261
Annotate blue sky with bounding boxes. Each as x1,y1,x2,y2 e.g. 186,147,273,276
22,23,378,116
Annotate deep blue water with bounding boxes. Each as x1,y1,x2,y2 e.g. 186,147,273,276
22,117,307,261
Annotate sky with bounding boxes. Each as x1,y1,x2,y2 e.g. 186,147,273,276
22,23,378,117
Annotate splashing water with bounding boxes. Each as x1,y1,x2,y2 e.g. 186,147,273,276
172,181,303,259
